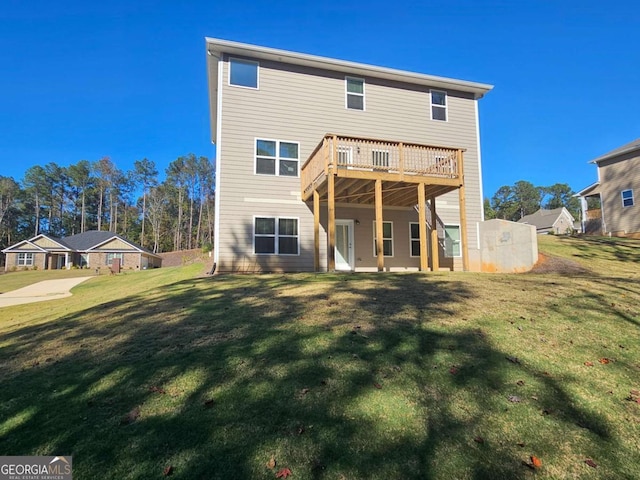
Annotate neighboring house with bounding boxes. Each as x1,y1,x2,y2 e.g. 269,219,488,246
517,207,576,234
576,138,640,238
206,38,493,272
2,231,162,271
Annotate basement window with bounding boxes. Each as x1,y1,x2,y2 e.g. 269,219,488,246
372,221,394,257
444,225,461,257
254,217,299,255
409,223,421,257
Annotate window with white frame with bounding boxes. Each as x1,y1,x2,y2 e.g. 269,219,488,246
371,149,390,168
254,217,299,255
409,223,421,257
229,58,258,88
622,189,634,207
430,90,447,121
345,77,365,110
255,139,299,176
337,146,353,166
17,253,34,266
444,225,461,257
372,221,393,256
106,252,124,265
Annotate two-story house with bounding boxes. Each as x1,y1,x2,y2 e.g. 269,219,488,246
206,38,493,272
577,138,640,238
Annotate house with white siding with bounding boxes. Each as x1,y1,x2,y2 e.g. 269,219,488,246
206,38,493,272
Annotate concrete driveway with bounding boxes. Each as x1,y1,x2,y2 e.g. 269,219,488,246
0,277,93,308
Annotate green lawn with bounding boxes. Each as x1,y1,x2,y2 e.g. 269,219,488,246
1,236,639,479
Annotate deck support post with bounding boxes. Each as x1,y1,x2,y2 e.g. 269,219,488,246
375,179,384,272
327,166,336,272
457,149,469,272
313,189,320,272
430,197,439,271
417,183,428,272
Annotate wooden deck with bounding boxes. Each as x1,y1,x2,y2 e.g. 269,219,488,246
301,134,464,206
301,134,470,272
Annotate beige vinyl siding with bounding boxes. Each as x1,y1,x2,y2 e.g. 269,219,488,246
599,152,640,236
32,236,66,249
12,243,40,251
93,237,136,251
216,56,483,272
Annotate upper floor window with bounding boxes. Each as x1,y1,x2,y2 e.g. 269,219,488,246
346,77,365,110
255,139,299,176
229,58,258,89
430,90,447,121
622,189,634,207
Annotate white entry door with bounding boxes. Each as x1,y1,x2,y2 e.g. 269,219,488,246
335,220,354,271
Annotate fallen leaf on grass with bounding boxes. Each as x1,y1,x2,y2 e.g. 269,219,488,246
522,456,542,470
473,436,484,444
149,386,166,394
203,399,215,409
163,465,173,476
516,442,526,447
373,382,382,389
449,367,459,375
120,407,140,425
584,361,594,367
585,459,597,468
599,358,611,364
508,395,521,403
506,356,521,364
300,388,310,396
266,457,276,469
275,467,292,478
516,380,525,386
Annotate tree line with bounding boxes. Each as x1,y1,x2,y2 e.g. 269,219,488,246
0,154,215,254
484,181,583,222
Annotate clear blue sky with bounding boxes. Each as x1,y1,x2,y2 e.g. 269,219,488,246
1,0,639,199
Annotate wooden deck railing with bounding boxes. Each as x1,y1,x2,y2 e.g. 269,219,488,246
301,134,462,199
585,208,602,220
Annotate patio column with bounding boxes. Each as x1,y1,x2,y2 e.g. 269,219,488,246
417,183,428,272
430,197,439,271
65,252,70,270
375,179,384,272
313,189,320,272
457,149,469,272
327,162,336,272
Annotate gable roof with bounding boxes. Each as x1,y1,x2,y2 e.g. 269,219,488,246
517,208,575,230
3,231,161,257
1,234,71,253
1,239,47,253
590,138,640,164
63,231,160,257
575,181,600,197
